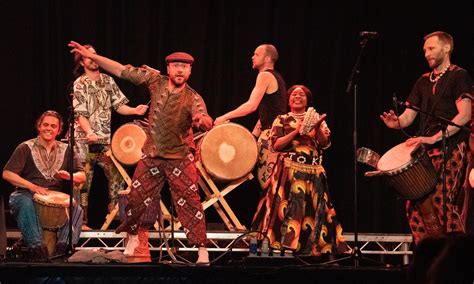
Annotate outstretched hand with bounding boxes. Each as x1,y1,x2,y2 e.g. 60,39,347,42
379,110,399,128
68,41,93,58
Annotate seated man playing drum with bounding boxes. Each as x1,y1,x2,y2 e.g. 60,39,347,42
2,110,85,261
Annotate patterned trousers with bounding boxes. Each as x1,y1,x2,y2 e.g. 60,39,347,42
407,142,468,244
116,154,207,246
76,143,127,224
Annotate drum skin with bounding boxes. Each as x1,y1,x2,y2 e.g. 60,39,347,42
112,123,147,166
33,191,70,230
199,123,258,181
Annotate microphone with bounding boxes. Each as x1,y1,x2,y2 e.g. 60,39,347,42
360,31,379,39
393,95,409,107
392,94,398,108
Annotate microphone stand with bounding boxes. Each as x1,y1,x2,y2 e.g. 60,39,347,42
327,36,383,267
399,102,470,232
56,82,76,259
66,91,75,256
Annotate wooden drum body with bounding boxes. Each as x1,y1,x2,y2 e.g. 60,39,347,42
199,123,258,181
377,143,438,200
33,191,70,230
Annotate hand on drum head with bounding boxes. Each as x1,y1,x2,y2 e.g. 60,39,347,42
213,116,229,126
405,136,436,147
30,185,50,195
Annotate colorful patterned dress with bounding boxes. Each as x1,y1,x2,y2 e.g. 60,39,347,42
251,112,345,256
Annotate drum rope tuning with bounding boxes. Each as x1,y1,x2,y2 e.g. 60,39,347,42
357,142,438,200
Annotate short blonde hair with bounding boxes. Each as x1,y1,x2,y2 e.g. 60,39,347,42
424,31,454,55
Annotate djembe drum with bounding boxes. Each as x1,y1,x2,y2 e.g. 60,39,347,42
33,191,70,256
359,142,437,200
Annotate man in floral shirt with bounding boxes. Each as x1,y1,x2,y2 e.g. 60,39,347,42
71,44,148,229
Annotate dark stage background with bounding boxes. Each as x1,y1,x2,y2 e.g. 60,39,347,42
1,1,473,234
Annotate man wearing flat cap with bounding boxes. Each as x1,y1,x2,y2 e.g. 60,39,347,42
68,41,213,264
165,52,195,64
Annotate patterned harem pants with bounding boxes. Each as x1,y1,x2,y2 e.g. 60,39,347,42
115,153,207,246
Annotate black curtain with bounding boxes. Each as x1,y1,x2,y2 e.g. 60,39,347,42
1,0,473,233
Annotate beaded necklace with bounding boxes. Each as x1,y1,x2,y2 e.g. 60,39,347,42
289,111,306,120
429,64,451,94
429,64,450,83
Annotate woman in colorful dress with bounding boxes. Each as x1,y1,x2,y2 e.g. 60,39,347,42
251,84,346,256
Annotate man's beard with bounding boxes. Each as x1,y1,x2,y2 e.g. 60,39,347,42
428,55,443,69
171,76,186,87
85,65,99,72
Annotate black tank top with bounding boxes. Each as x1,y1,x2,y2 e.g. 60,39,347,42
258,69,287,130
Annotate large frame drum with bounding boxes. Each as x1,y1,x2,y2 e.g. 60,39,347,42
111,122,147,166
199,123,258,181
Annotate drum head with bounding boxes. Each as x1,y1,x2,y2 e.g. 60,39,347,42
112,123,147,165
33,191,70,207
377,142,417,172
200,123,258,181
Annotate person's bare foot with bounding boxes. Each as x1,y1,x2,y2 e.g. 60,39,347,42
81,224,92,231
196,246,209,265
123,234,139,256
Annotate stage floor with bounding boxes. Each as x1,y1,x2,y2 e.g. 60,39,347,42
0,258,407,284
1,230,411,283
